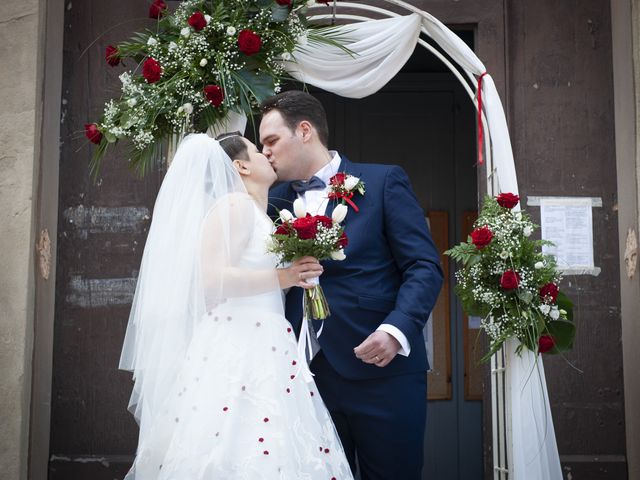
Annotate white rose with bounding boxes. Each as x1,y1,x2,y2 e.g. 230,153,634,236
515,212,523,221
523,225,533,237
281,52,292,61
534,261,544,269
549,307,560,320
293,198,306,219
126,98,137,107
168,41,178,51
181,27,191,37
147,36,157,46
199,58,208,67
204,14,211,24
331,204,348,223
182,102,193,115
279,209,294,223
539,304,551,315
226,26,236,36
344,176,360,191
306,0,315,6
296,34,308,46
330,249,346,261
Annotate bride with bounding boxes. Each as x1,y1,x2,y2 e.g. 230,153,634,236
119,133,353,479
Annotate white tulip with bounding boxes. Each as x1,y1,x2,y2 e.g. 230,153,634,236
523,225,533,237
126,98,137,107
549,307,560,320
182,102,193,115
204,14,212,24
331,249,346,261
279,209,294,222
293,198,306,218
226,26,236,36
181,27,191,37
332,204,348,223
147,36,157,46
534,261,544,269
344,176,360,191
539,304,551,315
199,58,208,67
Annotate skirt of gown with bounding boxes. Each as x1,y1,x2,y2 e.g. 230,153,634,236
125,297,354,480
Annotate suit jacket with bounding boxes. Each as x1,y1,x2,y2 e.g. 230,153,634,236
268,155,443,380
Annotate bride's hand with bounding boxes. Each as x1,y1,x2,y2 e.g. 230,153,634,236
278,257,323,289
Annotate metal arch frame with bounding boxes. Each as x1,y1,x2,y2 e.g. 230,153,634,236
306,2,509,478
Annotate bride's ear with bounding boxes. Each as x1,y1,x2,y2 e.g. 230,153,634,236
232,159,251,176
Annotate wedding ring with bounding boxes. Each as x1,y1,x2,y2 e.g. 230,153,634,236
374,355,380,362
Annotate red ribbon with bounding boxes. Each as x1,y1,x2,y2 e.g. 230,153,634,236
477,72,488,166
328,191,359,213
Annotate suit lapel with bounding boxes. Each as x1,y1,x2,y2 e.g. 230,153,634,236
324,155,348,220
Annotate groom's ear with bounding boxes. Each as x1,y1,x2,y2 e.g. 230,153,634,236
298,120,313,143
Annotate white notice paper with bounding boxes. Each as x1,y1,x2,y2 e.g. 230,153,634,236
540,197,595,273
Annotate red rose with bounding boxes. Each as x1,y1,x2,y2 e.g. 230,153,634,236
275,224,290,235
142,57,162,83
496,192,520,209
204,85,224,107
312,215,333,230
470,226,493,249
84,123,102,144
330,173,346,186
105,45,120,67
500,270,520,290
538,335,555,354
188,11,207,31
337,232,348,249
292,215,318,240
238,29,262,56
539,283,559,303
149,0,167,19
276,0,292,4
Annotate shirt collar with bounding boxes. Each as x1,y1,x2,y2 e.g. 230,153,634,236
312,151,342,185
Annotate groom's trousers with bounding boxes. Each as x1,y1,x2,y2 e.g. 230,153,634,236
312,352,427,480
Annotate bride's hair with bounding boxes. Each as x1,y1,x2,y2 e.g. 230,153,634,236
216,131,249,161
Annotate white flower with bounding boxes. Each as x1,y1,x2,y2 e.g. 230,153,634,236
523,225,533,237
147,36,157,46
330,249,346,261
181,27,191,37
199,58,208,67
204,14,211,24
534,261,545,269
296,34,308,46
293,198,306,218
119,72,131,85
332,204,348,223
539,304,551,315
344,175,360,191
549,307,560,320
515,212,523,221
168,41,178,51
306,0,315,6
126,98,137,107
226,26,236,36
499,250,509,259
182,102,193,115
279,209,294,223
280,52,292,61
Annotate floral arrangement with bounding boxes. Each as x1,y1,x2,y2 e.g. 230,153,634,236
328,172,365,212
85,0,344,175
445,193,575,361
268,199,349,319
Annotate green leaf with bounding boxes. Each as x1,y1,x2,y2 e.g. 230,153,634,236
236,69,275,104
545,319,576,354
556,291,574,321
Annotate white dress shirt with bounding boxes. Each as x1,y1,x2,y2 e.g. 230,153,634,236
298,151,411,357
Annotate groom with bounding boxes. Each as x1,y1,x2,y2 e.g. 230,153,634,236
262,91,443,480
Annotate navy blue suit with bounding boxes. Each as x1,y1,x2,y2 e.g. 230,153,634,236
268,155,443,479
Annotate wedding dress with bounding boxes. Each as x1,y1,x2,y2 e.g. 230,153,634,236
119,134,353,480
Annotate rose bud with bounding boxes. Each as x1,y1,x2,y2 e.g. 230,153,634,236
293,198,306,219
332,204,348,223
237,29,262,56
470,226,493,249
496,192,520,209
539,283,559,303
500,270,520,290
149,0,167,19
538,335,555,354
84,123,103,144
203,84,224,107
142,57,162,83
188,11,207,31
105,45,120,66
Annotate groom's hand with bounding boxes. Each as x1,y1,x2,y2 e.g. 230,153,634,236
354,331,401,368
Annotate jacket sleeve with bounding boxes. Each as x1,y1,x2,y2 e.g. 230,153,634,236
381,165,444,340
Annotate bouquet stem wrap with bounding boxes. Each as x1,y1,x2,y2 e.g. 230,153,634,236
304,276,331,320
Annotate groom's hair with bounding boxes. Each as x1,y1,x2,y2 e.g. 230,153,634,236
260,91,329,147
216,131,249,161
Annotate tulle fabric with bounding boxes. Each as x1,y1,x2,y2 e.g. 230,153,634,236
119,133,353,479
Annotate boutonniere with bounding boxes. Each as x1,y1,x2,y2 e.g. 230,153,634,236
327,173,366,212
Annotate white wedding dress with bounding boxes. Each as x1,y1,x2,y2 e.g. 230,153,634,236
120,134,353,480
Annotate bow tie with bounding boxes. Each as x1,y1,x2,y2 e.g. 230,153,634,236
290,176,326,194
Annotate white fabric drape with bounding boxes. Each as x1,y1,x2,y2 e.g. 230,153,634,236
286,11,560,479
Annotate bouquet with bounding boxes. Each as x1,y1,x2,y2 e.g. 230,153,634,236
85,0,347,176
445,193,575,361
268,199,349,319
